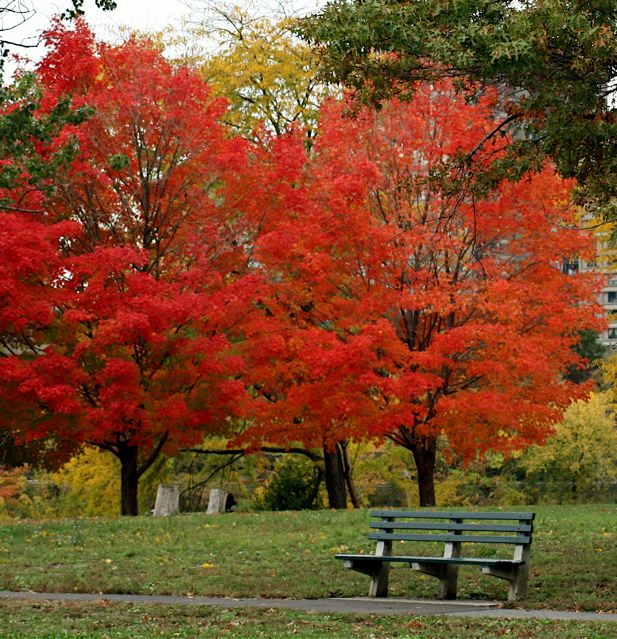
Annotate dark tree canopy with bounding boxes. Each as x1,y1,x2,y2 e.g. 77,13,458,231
568,329,606,384
299,0,617,214
66,0,117,15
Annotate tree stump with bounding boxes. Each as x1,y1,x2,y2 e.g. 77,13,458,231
206,488,227,515
153,485,180,516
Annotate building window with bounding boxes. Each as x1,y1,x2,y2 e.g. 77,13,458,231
608,327,617,340
561,259,579,275
608,291,617,304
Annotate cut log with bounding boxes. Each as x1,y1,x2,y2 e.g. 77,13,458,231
206,488,227,515
153,485,180,516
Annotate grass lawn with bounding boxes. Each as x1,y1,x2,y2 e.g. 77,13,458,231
1,601,616,639
0,504,615,612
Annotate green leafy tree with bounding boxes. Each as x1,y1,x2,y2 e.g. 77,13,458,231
300,0,617,214
567,329,605,384
0,71,91,215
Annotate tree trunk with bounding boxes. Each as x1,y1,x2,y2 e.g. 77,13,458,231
340,440,360,508
118,444,140,516
411,435,437,507
323,442,347,509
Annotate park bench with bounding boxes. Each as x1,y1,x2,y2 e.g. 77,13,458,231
336,509,535,602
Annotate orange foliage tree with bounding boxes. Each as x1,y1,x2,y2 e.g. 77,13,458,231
245,84,601,506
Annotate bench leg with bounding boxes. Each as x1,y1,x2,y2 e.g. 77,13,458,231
343,559,390,597
412,562,459,600
511,543,531,602
368,563,390,597
484,542,532,602
439,565,459,600
508,564,529,602
482,564,529,602
368,538,392,597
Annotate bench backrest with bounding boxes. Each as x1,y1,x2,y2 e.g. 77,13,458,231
368,510,534,550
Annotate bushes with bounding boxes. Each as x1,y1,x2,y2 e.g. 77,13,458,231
252,455,322,511
0,466,59,519
0,466,31,519
51,447,172,516
51,447,120,517
1,447,172,519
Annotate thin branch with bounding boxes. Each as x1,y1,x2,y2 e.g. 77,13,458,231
179,453,244,501
0,203,44,214
90,440,119,457
466,113,520,162
182,445,323,462
0,37,39,47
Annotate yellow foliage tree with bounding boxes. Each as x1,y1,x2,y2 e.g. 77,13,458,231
53,448,120,517
351,441,417,508
53,447,171,517
173,2,332,140
522,392,617,499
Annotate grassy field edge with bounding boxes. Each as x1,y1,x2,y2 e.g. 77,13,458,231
1,505,615,612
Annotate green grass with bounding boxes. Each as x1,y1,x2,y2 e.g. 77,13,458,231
1,601,615,639
0,505,615,611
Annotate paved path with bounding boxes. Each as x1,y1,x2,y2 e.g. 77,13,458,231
1,591,616,622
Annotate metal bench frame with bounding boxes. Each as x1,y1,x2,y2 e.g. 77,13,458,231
336,509,535,602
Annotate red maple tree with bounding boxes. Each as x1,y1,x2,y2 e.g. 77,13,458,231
245,84,602,506
0,22,262,515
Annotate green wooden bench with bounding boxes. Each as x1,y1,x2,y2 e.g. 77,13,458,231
336,509,535,602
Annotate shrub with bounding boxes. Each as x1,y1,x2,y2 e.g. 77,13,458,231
253,455,322,511
0,466,59,519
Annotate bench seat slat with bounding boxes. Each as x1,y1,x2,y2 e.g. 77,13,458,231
368,532,530,544
369,522,532,533
336,553,524,566
369,510,534,521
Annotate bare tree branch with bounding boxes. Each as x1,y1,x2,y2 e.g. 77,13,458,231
182,444,323,462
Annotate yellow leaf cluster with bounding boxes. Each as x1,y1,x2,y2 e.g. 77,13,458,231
168,4,334,139
522,392,617,484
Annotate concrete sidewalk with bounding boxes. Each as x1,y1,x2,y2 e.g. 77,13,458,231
1,591,615,622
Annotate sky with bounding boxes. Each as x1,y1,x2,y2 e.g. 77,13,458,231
5,0,189,53
3,0,327,75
